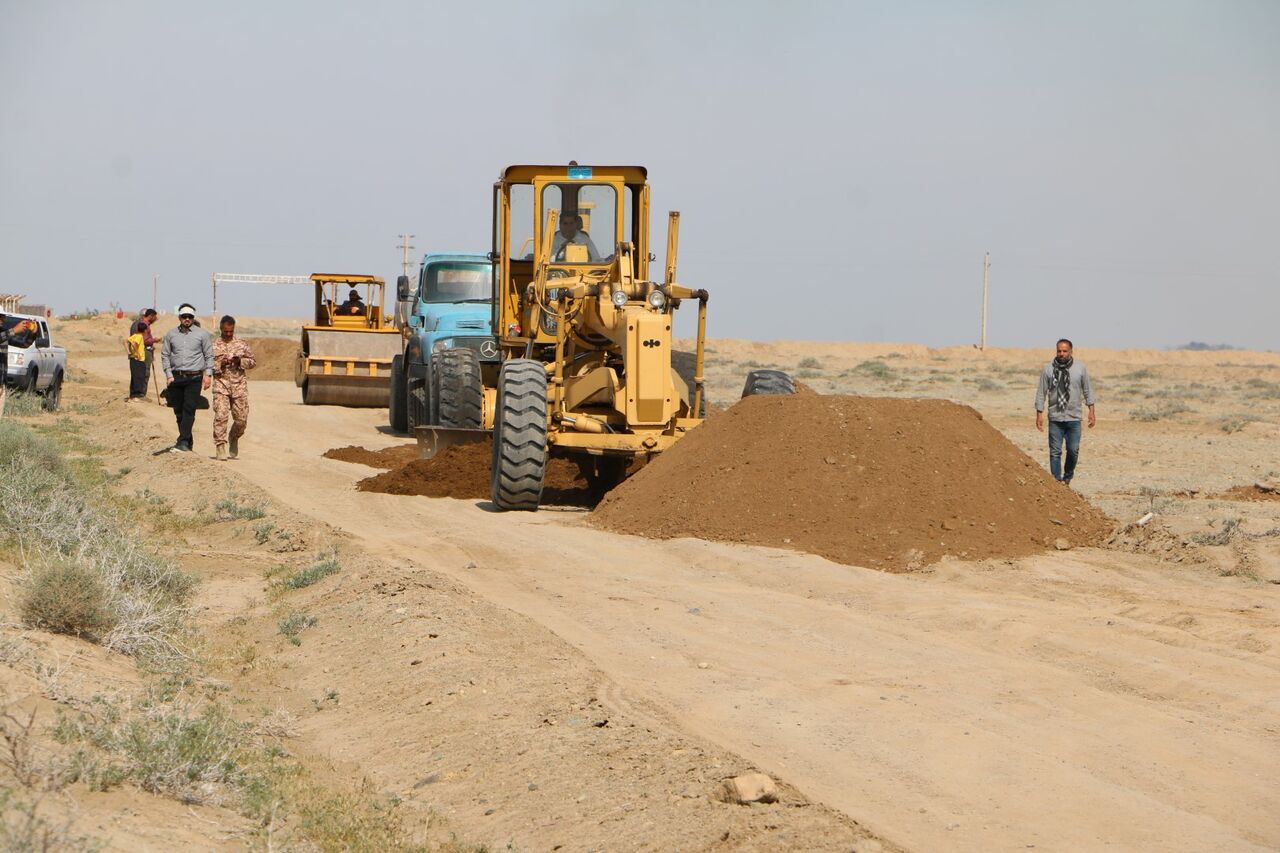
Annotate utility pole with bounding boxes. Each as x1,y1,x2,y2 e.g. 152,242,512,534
397,233,416,279
979,251,990,351
152,274,158,311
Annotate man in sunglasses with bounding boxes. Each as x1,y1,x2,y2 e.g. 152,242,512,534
160,303,214,453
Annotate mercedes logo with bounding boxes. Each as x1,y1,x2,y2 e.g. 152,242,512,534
480,339,498,358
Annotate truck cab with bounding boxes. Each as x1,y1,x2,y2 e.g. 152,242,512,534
389,253,496,433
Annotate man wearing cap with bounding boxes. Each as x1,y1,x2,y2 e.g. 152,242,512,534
160,304,214,452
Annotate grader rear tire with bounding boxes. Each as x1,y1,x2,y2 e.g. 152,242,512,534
437,348,483,429
741,369,796,397
490,359,547,511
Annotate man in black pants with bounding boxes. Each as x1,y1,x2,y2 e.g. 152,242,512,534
159,303,213,452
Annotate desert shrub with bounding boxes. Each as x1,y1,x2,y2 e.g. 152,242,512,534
214,496,266,521
1131,401,1191,422
853,360,897,381
1123,368,1157,380
57,695,246,803
797,357,822,369
0,421,195,666
280,556,340,590
2,392,46,418
253,522,275,544
1245,379,1280,398
278,612,317,646
19,561,114,639
972,377,1004,392
1219,415,1261,434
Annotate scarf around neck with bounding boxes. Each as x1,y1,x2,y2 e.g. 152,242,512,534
1052,355,1073,411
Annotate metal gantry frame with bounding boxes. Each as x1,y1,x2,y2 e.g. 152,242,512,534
210,273,311,312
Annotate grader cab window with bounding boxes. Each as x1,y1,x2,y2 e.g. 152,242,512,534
422,263,491,303
542,184,617,264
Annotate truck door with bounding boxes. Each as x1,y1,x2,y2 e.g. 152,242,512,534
36,321,52,388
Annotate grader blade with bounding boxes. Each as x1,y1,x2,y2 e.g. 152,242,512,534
416,426,489,460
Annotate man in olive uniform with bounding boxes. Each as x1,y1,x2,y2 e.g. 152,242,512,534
211,315,256,461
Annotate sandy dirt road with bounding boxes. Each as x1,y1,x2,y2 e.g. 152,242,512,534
95,358,1279,852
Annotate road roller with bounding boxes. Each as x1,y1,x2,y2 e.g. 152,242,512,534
295,273,402,407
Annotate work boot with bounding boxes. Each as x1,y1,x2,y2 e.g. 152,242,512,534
215,443,228,461
228,435,239,459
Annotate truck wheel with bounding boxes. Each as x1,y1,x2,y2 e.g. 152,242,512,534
406,363,430,429
741,369,796,397
437,348,483,429
42,371,63,412
22,368,38,396
389,354,408,433
490,359,547,511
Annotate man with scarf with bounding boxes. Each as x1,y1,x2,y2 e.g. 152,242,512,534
1035,338,1096,486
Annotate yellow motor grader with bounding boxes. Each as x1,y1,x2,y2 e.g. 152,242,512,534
425,164,794,510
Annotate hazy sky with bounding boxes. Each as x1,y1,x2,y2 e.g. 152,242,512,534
2,0,1277,349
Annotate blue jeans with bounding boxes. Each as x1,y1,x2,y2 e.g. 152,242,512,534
1048,419,1082,482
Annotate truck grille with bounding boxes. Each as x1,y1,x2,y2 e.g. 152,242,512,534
451,337,499,360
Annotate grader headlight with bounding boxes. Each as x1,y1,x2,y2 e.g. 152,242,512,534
611,289,629,309
646,288,667,311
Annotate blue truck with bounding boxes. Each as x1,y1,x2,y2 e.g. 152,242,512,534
389,253,496,434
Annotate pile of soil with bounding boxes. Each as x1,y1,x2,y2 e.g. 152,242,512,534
591,394,1114,570
324,444,420,469
245,337,299,381
1219,484,1280,502
355,440,598,506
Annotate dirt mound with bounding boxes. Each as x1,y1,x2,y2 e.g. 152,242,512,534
324,444,419,469
1218,484,1280,502
245,337,298,381
591,394,1113,570
356,440,598,506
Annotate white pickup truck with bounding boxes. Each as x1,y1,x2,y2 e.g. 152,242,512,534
4,314,66,411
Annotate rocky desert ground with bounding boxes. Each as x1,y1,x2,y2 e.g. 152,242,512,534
2,314,1277,852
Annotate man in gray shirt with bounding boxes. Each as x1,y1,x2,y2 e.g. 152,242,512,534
160,303,214,452
1034,338,1096,486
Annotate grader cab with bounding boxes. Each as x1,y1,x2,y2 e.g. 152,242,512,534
426,163,793,510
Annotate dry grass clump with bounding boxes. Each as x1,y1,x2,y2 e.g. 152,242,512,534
280,556,340,590
19,561,113,639
0,421,196,666
1131,400,1191,422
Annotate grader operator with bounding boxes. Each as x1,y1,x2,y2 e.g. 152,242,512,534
426,164,794,510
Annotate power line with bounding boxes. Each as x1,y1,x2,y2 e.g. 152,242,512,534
397,233,416,280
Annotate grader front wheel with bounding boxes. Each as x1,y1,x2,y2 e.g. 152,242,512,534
742,369,796,397
490,359,548,511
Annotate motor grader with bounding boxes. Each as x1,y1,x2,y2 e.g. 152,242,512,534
295,274,402,406
425,164,794,510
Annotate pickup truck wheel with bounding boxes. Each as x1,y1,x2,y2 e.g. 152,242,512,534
437,348,483,429
388,354,408,433
23,368,38,395
41,372,63,412
490,359,547,511
741,369,796,397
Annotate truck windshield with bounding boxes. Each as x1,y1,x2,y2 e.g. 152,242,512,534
423,263,491,303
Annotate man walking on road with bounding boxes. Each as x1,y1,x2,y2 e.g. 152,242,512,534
160,303,213,453
211,315,255,461
1035,338,1096,486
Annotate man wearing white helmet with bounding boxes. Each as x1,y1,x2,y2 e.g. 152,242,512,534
160,303,213,452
